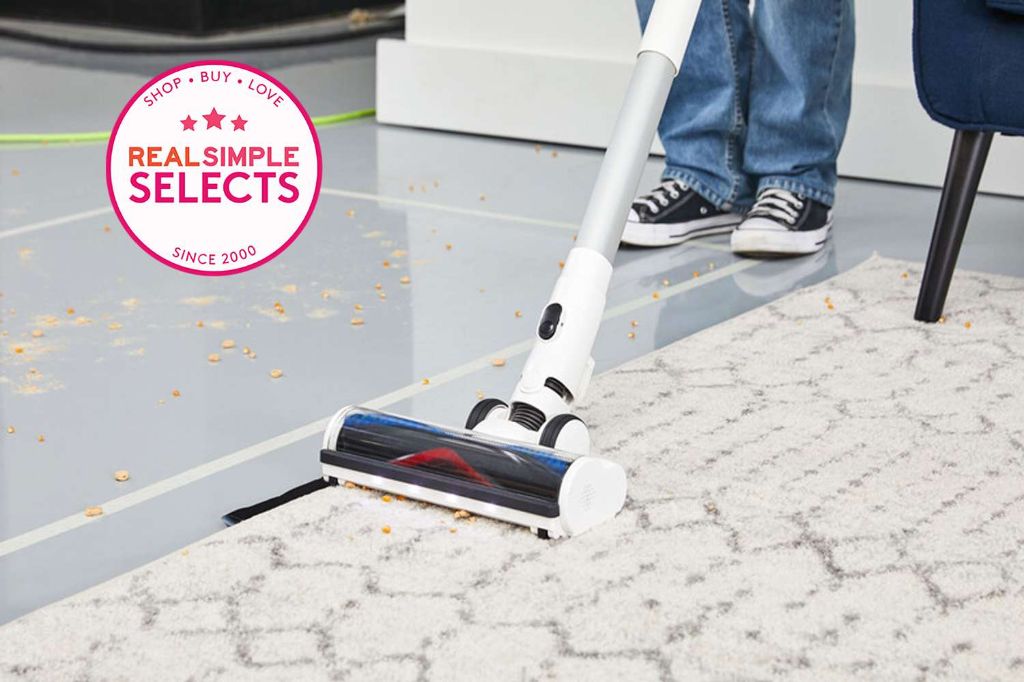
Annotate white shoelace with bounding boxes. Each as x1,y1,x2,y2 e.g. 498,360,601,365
747,188,804,225
636,179,689,214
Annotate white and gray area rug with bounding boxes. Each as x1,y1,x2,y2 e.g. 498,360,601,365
2,256,1023,681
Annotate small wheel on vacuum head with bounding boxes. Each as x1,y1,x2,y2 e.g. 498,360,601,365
539,414,585,449
465,398,509,430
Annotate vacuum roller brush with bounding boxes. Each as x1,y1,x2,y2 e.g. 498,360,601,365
321,406,626,538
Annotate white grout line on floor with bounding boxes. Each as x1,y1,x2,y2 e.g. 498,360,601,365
0,256,758,559
0,190,734,254
0,207,112,240
320,186,735,253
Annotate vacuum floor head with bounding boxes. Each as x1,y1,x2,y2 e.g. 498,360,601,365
321,406,626,538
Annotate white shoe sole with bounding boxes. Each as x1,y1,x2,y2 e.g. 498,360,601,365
621,214,741,247
730,221,832,256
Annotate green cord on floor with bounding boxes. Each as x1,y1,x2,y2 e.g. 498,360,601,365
0,107,375,145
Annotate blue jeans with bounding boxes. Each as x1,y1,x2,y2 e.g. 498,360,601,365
637,0,855,210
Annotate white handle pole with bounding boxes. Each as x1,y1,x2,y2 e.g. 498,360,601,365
638,0,702,74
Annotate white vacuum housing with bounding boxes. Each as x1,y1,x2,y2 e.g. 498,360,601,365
321,0,700,538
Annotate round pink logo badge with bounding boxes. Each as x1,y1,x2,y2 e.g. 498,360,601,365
106,60,322,275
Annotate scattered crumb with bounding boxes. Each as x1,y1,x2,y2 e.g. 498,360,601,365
652,292,660,300
964,321,972,329
269,369,284,379
208,353,221,363
627,332,636,340
378,292,387,300
391,249,408,258
6,426,13,434
827,303,835,311
824,296,832,304
692,271,700,278
374,282,383,291
103,225,112,233
346,209,356,218
354,304,363,312
445,243,453,251
901,272,909,279
320,290,331,300
114,470,130,482
382,495,393,503
181,548,190,556
171,389,181,399
662,278,670,286
108,322,123,331
476,390,484,400
479,194,486,201
121,298,139,309
551,150,559,158
382,525,392,534
704,501,718,514
18,248,33,261
344,481,356,489
31,329,43,338
450,527,457,534
66,307,75,315
242,347,252,356
422,378,430,385
400,275,411,285
273,301,285,315
558,260,565,269
84,506,103,518
454,510,471,519
396,495,406,501
351,317,365,326
491,358,506,367
631,320,639,327
196,320,204,328
11,169,20,176
12,346,24,354
938,316,946,324
74,316,92,326
221,339,236,349
382,260,391,268
514,310,523,318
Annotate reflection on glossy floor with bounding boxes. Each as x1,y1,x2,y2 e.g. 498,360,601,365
1,33,1022,624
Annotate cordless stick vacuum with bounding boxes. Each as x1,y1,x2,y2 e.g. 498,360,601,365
321,0,701,538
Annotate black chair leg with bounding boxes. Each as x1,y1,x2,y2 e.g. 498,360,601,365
914,130,994,322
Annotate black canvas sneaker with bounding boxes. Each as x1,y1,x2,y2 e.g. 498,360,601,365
622,179,743,247
731,188,833,256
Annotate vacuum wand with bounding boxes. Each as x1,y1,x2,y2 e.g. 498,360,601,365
473,0,701,452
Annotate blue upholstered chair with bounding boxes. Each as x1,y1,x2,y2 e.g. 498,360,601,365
913,0,1024,321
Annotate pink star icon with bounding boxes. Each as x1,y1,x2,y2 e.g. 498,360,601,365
180,115,197,131
230,115,248,131
202,107,226,129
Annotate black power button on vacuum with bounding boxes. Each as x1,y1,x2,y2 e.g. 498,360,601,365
538,303,562,340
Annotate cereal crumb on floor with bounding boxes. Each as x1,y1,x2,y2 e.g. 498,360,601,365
207,353,220,363
221,339,236,349
84,506,103,518
381,525,392,534
382,495,393,503
114,470,130,482
491,358,506,367
269,369,284,379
